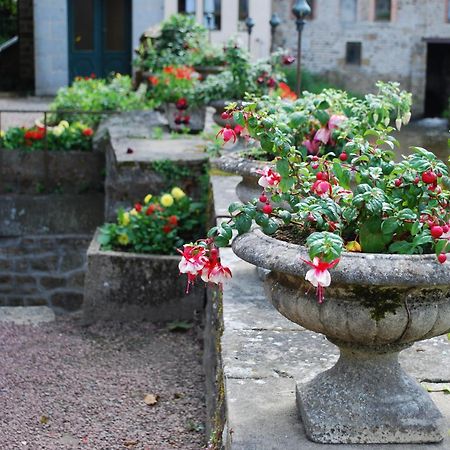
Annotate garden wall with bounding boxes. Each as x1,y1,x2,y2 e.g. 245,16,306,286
0,148,105,312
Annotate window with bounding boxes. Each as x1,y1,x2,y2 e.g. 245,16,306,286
447,0,450,22
340,0,357,22
375,0,391,21
203,0,221,30
346,42,361,65
178,0,196,15
238,0,249,31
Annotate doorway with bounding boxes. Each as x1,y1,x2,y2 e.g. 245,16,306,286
68,0,131,81
424,43,450,117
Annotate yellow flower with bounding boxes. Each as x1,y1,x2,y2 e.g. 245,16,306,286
116,73,122,79
118,234,129,246
345,241,362,252
130,208,138,216
171,187,186,200
160,194,174,207
59,120,70,129
52,126,65,137
0,130,5,138
121,212,130,226
144,194,153,204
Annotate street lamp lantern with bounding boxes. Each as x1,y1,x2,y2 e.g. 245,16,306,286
245,16,255,52
269,13,281,52
292,0,311,96
204,12,213,42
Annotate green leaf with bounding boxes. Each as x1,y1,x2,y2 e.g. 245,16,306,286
381,218,398,235
262,219,278,235
435,239,448,256
276,159,290,178
235,213,252,234
228,202,241,214
388,240,416,254
233,111,245,126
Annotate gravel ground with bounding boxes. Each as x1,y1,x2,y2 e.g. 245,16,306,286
0,315,206,450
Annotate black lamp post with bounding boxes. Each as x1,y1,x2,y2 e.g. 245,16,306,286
269,13,281,53
245,16,255,52
292,0,311,96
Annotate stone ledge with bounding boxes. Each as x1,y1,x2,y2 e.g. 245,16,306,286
210,175,450,450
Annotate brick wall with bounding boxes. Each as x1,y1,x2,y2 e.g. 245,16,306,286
273,0,450,116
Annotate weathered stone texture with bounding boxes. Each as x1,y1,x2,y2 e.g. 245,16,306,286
83,233,206,323
273,0,450,115
0,235,91,312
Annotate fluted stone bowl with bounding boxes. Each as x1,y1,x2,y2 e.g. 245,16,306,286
232,228,450,444
214,153,274,204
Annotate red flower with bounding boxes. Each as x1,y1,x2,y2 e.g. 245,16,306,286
216,124,237,144
83,128,94,137
168,215,178,226
278,82,297,101
148,76,159,86
312,180,332,197
282,55,295,65
176,98,189,110
146,205,156,216
134,203,142,213
163,224,172,234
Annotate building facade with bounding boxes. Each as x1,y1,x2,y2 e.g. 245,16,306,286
29,0,450,116
273,0,450,116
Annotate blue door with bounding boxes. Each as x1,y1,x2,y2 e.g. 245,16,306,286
68,0,131,81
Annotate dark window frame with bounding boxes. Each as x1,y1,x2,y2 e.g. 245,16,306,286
346,41,362,65
374,0,391,21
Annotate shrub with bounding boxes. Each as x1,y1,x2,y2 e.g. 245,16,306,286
49,74,154,127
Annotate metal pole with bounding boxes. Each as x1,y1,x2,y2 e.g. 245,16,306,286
295,19,305,97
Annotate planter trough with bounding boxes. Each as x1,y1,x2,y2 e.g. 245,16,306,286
83,231,205,323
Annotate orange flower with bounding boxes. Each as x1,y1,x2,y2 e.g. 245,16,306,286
279,82,297,100
148,76,159,86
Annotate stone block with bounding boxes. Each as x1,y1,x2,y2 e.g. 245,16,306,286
83,231,206,323
51,291,84,312
0,194,104,235
0,306,55,324
39,276,67,290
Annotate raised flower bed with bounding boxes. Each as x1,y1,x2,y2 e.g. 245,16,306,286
83,188,210,323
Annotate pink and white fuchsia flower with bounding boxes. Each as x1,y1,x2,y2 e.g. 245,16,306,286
256,167,282,189
178,243,232,292
313,114,347,145
302,257,340,304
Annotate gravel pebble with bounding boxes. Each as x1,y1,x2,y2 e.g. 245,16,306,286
0,315,206,449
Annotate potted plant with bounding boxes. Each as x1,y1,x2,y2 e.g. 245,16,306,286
83,187,208,322
214,82,412,204
151,66,206,133
179,113,450,443
191,43,226,80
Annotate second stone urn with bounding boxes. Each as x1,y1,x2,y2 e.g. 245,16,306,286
232,228,450,444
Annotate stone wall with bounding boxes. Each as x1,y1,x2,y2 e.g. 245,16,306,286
0,235,91,312
0,149,105,312
273,0,450,116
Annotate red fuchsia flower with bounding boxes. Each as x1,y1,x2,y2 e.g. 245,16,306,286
234,125,244,136
282,55,295,65
303,138,321,155
256,167,282,189
314,114,347,145
175,98,188,110
266,77,276,88
302,257,340,304
182,115,190,125
312,180,332,197
178,244,209,276
216,124,237,144
83,128,94,137
201,261,232,284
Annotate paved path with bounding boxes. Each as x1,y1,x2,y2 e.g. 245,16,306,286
0,96,51,129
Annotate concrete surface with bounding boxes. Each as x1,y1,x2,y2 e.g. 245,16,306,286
0,306,55,324
211,175,450,449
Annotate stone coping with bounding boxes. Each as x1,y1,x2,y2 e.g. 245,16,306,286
210,175,450,450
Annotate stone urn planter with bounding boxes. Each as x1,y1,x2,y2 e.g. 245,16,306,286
83,231,205,323
232,228,450,444
194,65,224,80
164,103,206,133
214,152,274,204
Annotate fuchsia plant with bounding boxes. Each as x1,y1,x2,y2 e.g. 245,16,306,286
180,83,450,306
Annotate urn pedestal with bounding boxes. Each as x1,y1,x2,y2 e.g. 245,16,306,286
232,228,450,444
